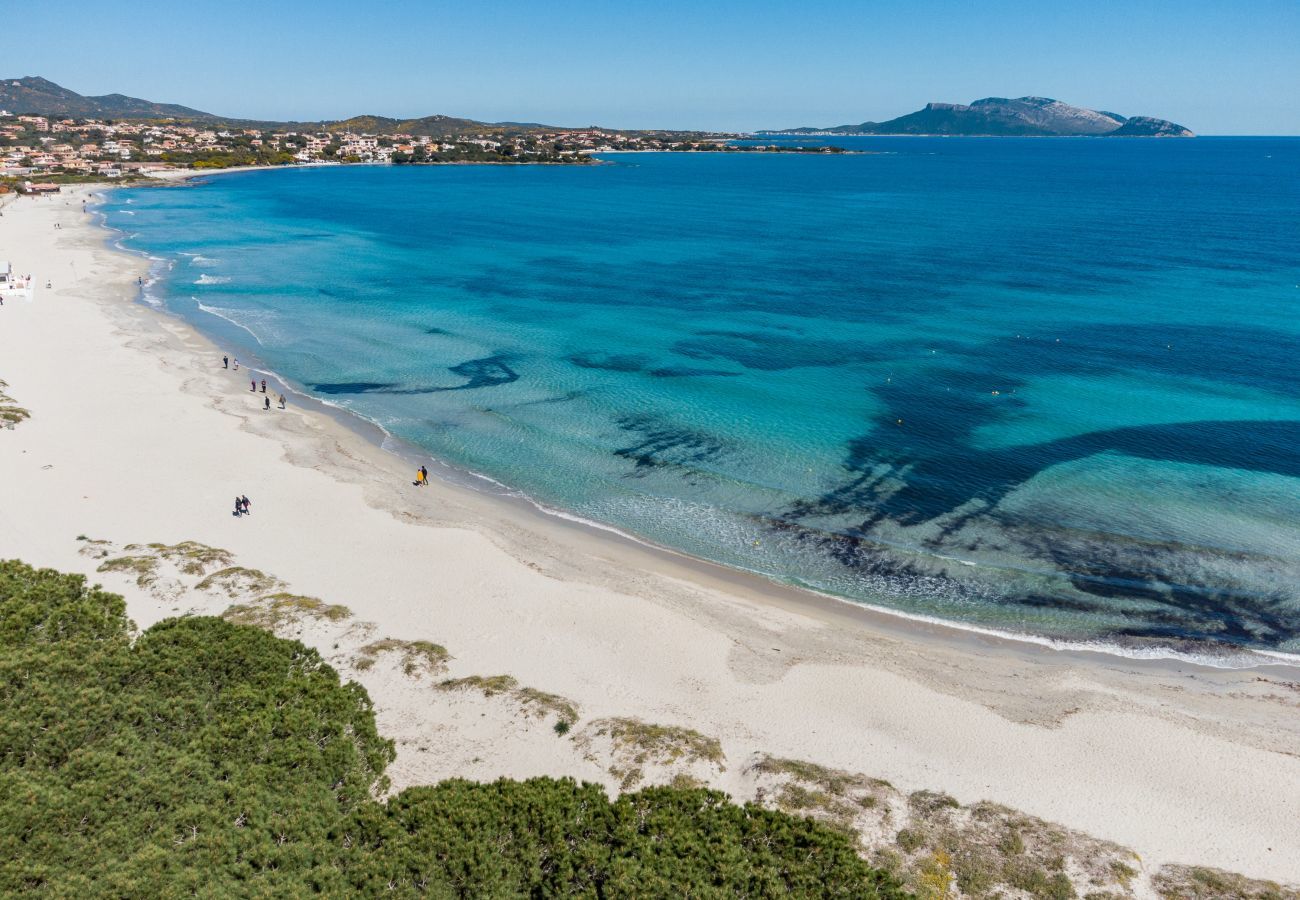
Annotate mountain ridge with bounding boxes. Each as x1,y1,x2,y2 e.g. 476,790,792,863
0,76,565,136
772,96,1194,137
2,78,1195,138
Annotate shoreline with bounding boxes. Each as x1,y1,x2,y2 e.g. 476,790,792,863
2,182,1298,885
102,173,1297,673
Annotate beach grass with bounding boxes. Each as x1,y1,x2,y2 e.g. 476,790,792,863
97,554,161,589
0,379,29,426
514,686,579,727
354,638,450,677
895,797,1141,900
195,565,285,597
750,755,896,834
439,673,519,696
748,754,1149,900
582,716,725,789
1153,865,1298,900
96,541,235,592
438,674,580,728
76,538,114,560
223,592,351,631
141,541,233,576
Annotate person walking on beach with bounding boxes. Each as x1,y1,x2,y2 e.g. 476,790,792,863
241,495,251,515
233,358,239,370
250,380,256,392
264,396,270,410
278,394,286,409
234,496,244,517
420,465,428,485
223,355,229,369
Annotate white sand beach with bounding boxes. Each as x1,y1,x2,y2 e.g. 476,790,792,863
1,182,1297,892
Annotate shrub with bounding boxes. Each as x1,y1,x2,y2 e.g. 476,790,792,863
0,559,910,898
897,828,926,853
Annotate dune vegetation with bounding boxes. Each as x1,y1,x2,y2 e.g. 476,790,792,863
0,559,908,897
0,379,29,426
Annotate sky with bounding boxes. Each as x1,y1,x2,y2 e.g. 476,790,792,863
11,0,1300,134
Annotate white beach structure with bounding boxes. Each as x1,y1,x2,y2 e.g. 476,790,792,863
0,260,31,299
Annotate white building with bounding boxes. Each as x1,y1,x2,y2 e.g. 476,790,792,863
0,260,34,298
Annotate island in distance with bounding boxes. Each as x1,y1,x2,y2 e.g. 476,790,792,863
770,96,1195,136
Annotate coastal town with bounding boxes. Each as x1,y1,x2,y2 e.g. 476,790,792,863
0,111,842,186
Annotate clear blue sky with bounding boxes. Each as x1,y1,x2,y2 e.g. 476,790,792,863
13,0,1299,133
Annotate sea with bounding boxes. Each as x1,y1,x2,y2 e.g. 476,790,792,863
102,137,1300,663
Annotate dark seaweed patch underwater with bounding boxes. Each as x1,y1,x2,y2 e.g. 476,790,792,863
777,323,1300,650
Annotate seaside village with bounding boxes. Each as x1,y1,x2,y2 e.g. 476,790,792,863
0,111,760,186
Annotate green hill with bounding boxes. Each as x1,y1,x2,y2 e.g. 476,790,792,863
0,75,213,119
322,113,557,137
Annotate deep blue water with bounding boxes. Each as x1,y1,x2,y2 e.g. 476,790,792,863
105,138,1300,658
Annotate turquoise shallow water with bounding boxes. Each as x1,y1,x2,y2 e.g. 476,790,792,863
105,138,1300,657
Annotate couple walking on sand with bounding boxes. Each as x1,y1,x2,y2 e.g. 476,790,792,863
260,392,286,411
415,465,429,486
233,495,252,517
